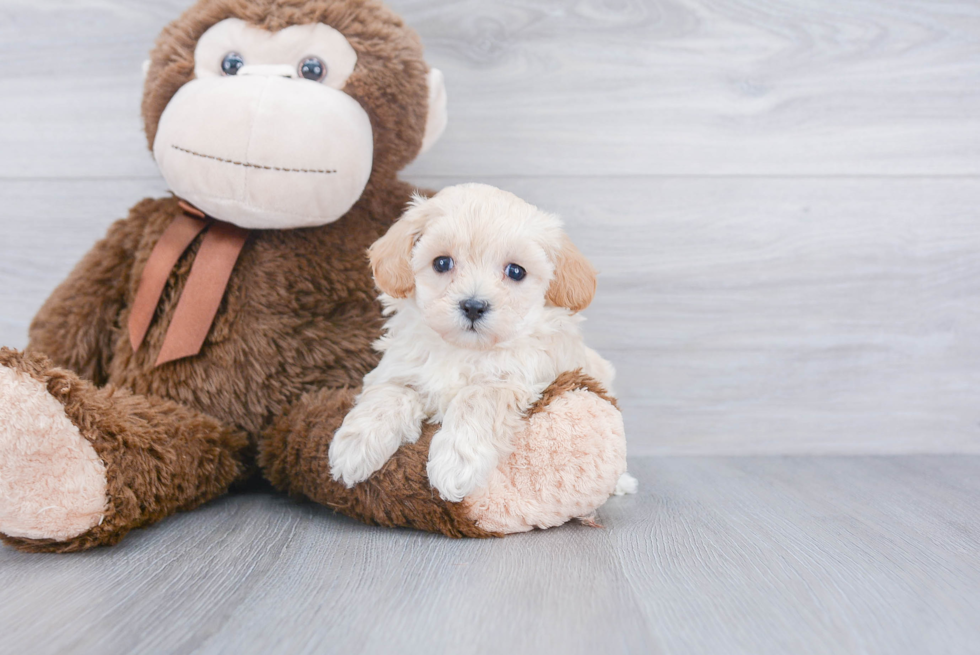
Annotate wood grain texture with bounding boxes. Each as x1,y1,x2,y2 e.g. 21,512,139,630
2,0,980,178
4,178,979,454
600,456,980,655
3,4,980,654
3,1,980,455
0,456,977,655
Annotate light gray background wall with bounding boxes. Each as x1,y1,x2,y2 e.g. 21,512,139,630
2,0,979,455
3,4,980,653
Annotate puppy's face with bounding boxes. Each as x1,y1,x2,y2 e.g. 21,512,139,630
370,184,597,350
411,204,554,348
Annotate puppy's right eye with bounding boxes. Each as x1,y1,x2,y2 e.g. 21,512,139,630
433,256,454,273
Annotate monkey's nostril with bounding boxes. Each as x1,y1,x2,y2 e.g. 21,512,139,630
460,298,490,323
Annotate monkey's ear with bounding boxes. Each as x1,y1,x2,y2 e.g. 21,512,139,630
419,69,448,155
369,197,433,298
546,235,597,313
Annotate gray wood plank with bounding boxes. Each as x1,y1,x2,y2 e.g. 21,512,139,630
0,491,655,655
3,2,979,653
191,511,656,655
600,456,980,655
0,178,170,347
2,0,980,179
0,456,977,654
415,175,980,455
6,177,978,455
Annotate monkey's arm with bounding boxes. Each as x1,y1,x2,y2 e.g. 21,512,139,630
259,373,625,537
27,202,147,385
258,386,494,538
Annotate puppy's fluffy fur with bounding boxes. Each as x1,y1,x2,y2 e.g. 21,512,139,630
329,183,625,502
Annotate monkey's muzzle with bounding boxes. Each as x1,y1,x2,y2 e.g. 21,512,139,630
153,75,374,230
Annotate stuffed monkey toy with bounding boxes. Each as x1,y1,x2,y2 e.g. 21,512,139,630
0,0,627,553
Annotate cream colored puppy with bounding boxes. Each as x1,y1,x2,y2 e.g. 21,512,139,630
328,183,626,502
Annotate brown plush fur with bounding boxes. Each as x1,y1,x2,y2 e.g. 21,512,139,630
9,189,419,552
0,348,250,553
1,0,622,552
527,370,619,415
142,0,429,183
259,386,496,538
2,0,436,552
259,370,615,538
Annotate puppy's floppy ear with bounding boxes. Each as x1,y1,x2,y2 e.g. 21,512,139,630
546,235,597,313
369,196,432,298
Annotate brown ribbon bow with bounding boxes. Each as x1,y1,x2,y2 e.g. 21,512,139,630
128,201,250,366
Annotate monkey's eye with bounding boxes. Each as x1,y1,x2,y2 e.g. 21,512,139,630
433,256,454,273
221,52,245,76
505,263,526,281
298,56,327,82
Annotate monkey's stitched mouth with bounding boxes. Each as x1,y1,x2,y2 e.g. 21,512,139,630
172,145,337,174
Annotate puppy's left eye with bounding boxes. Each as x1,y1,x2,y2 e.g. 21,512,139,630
433,256,454,273
505,263,526,281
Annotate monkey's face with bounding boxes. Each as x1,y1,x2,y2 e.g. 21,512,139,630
150,16,445,229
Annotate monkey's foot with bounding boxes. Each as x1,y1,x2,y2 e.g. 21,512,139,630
0,355,107,542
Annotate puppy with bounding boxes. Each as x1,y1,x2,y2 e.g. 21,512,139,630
329,183,631,502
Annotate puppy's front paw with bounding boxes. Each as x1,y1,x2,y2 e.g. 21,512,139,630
329,391,426,487
426,429,494,503
426,457,479,503
328,423,391,488
401,419,423,445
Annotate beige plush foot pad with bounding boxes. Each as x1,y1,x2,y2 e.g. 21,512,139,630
0,366,107,541
463,388,627,533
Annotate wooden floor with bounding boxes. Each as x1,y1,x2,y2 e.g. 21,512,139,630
0,456,977,655
3,1,980,653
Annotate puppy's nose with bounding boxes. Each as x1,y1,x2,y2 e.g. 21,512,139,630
460,298,490,323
